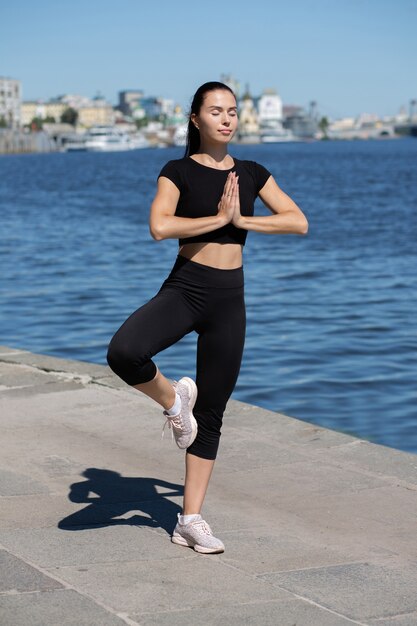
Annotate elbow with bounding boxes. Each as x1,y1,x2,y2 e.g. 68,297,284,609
152,231,164,241
297,215,308,235
149,223,165,241
298,216,309,235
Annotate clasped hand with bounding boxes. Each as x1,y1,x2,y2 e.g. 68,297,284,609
217,172,243,228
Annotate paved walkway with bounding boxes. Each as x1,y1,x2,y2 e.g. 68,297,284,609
0,345,417,625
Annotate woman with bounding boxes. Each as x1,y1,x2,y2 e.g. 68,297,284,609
107,81,308,554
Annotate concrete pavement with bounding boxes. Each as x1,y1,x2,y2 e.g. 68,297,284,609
1,345,417,625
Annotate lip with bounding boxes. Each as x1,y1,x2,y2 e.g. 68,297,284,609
219,130,232,134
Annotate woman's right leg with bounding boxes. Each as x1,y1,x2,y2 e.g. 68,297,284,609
107,286,196,409
133,365,175,411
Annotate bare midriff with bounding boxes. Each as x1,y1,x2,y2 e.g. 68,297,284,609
178,242,243,269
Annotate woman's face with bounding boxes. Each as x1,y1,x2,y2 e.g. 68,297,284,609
191,89,238,144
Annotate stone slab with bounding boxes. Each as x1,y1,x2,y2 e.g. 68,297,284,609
217,528,352,575
217,459,387,506
47,557,293,615
225,400,361,449
0,346,26,355
314,439,417,487
133,599,361,626
214,429,310,472
0,525,183,568
0,493,182,532
0,434,184,499
260,562,417,620
93,375,129,390
0,350,109,379
0,383,154,424
0,469,49,496
0,589,126,626
278,485,417,559
0,362,58,388
0,550,63,593
368,612,417,625
0,381,84,397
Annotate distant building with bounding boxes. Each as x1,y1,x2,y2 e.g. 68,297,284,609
21,102,45,126
141,97,162,119
329,117,356,132
327,114,396,139
22,92,115,129
258,88,283,124
283,104,304,118
118,90,144,116
256,89,297,142
77,99,115,127
21,100,67,125
0,77,21,128
59,94,92,109
160,99,175,117
220,74,240,99
44,100,68,122
355,112,379,128
141,97,175,120
238,87,260,143
165,104,187,126
283,105,318,139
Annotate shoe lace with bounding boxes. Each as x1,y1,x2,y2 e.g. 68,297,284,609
161,381,183,441
161,415,184,440
192,520,213,535
161,419,174,441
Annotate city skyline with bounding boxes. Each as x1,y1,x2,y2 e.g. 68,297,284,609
2,0,416,119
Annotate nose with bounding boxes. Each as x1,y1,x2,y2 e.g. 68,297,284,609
222,113,231,126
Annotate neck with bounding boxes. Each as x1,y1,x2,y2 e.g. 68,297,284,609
194,141,229,165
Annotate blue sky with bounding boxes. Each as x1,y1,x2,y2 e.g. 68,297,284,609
1,0,416,119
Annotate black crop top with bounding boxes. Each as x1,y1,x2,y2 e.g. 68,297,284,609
157,156,271,246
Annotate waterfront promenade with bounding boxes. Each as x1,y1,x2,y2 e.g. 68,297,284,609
1,345,417,625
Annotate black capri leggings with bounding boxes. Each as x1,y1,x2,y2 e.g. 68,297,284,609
106,254,246,460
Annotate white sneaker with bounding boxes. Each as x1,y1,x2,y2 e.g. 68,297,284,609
171,513,225,554
162,377,198,449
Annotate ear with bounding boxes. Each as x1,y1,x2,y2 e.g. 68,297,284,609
190,113,199,130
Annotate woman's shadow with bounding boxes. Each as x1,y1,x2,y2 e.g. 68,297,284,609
58,468,183,535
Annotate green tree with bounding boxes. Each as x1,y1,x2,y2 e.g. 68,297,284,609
135,117,148,129
61,107,78,125
0,116,7,128
318,116,330,139
31,117,44,130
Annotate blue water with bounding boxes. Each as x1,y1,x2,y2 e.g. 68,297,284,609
1,139,417,453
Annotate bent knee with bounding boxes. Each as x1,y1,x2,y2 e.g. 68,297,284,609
106,335,156,385
106,336,133,373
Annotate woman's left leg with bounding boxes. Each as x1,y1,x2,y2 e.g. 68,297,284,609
182,454,215,515
172,288,245,553
183,286,246,514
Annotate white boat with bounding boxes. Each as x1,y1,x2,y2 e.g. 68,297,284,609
63,136,88,151
84,126,148,152
173,123,187,146
257,88,300,143
260,126,299,143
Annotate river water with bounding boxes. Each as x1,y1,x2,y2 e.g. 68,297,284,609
1,138,416,453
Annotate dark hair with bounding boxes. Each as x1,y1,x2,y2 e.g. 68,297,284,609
184,81,236,157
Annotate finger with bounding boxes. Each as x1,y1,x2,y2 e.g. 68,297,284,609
223,172,232,190
225,175,234,201
230,178,238,207
222,175,232,200
227,173,235,196
233,175,239,195
233,178,240,206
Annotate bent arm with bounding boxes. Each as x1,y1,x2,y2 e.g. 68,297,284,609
149,177,227,241
239,176,309,235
